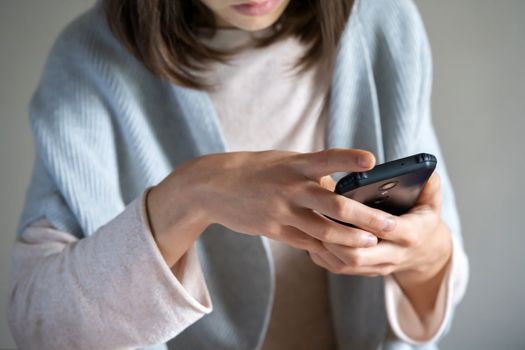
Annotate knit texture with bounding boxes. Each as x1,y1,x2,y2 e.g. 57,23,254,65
17,0,465,349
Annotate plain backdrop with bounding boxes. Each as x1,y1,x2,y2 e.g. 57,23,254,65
1,1,524,349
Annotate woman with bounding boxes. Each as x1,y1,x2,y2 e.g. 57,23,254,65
8,0,468,349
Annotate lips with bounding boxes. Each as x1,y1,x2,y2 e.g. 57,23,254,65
231,0,282,16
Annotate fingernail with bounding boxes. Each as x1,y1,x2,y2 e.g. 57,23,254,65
364,235,377,247
359,154,373,168
382,216,396,232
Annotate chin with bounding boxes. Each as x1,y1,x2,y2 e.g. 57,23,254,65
213,0,290,31
227,16,279,31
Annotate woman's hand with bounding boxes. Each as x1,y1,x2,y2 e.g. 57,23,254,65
309,171,453,317
309,171,451,276
189,149,387,249
148,148,403,267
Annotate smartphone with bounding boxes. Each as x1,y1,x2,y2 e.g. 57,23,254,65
330,153,437,226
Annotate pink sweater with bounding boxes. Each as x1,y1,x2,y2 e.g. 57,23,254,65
9,28,469,349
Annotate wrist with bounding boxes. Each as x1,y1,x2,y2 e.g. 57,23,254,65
394,221,452,294
146,176,211,267
396,220,452,288
392,221,452,319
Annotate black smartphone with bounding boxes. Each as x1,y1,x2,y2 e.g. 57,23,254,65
330,153,437,226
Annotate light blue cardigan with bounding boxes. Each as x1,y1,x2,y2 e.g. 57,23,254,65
18,0,464,349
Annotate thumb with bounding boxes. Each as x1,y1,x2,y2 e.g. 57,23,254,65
414,171,442,211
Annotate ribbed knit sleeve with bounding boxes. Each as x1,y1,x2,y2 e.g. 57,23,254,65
20,11,123,236
379,0,469,345
18,3,171,238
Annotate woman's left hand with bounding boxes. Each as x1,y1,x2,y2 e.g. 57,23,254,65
309,171,452,289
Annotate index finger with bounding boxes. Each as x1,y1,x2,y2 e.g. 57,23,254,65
293,184,397,236
292,148,376,179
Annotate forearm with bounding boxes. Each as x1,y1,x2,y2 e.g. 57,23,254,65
394,220,452,324
146,179,210,269
8,190,212,350
385,229,469,345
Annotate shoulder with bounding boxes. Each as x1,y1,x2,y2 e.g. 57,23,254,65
25,4,136,237
350,0,432,98
28,3,142,173
45,2,130,71
356,0,424,25
35,1,153,106
347,1,434,156
353,0,431,70
30,2,159,131
355,0,427,41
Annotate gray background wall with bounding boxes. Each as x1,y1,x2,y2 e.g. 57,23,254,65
0,0,523,349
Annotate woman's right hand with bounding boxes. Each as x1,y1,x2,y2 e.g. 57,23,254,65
148,148,396,268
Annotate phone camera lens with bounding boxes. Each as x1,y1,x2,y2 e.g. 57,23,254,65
379,181,398,191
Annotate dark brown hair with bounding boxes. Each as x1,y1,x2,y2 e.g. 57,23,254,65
105,0,353,90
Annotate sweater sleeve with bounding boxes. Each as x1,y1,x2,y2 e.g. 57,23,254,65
381,0,469,344
8,188,212,350
384,234,469,344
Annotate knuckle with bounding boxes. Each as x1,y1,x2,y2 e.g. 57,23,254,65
390,251,403,265
318,226,335,241
409,230,422,247
309,253,323,267
348,250,364,267
295,235,312,249
265,222,282,236
307,241,324,254
332,197,351,218
269,196,294,218
400,229,419,247
315,150,331,168
378,266,394,276
270,201,287,218
398,235,412,247
280,183,301,200
367,212,384,230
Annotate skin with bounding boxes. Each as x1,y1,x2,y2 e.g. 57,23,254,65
149,150,452,325
199,0,292,31
148,0,453,328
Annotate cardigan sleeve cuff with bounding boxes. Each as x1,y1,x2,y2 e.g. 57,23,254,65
384,234,469,345
10,188,212,348
139,187,212,314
